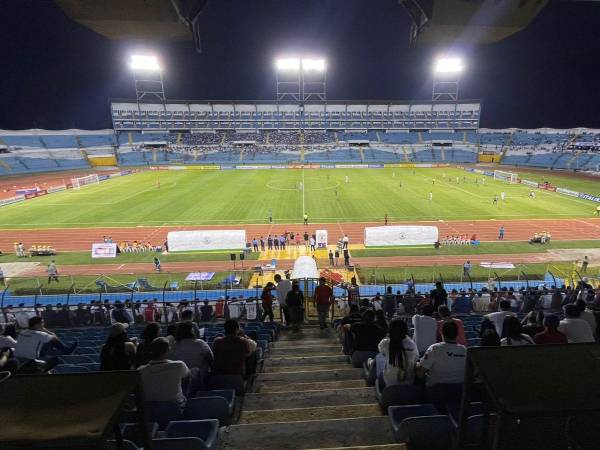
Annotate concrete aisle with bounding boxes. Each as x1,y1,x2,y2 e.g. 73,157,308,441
219,324,406,450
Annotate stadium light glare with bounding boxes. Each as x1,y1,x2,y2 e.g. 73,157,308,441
130,55,161,72
276,58,301,71
302,58,326,72
434,57,464,74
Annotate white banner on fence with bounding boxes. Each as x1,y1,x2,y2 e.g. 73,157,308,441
167,230,246,251
480,262,515,269
556,187,580,198
521,179,539,188
364,226,439,247
91,243,117,258
316,229,328,248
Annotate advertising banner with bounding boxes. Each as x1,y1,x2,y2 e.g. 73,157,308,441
220,165,235,170
368,164,384,169
91,243,117,258
315,230,328,248
24,190,47,199
167,230,246,251
185,272,215,281
187,165,219,170
579,193,600,203
320,164,336,169
0,195,25,207
520,179,539,188
236,165,270,170
271,165,288,169
556,187,580,198
385,163,414,168
335,164,369,169
365,225,439,247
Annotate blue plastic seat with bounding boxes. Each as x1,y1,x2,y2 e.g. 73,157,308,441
208,374,245,395
144,401,183,429
393,415,453,450
58,355,94,364
80,363,101,372
152,437,208,450
121,421,159,447
426,383,464,412
389,404,439,427
184,397,230,426
166,419,219,448
376,379,426,411
193,389,236,414
73,346,97,355
54,364,90,374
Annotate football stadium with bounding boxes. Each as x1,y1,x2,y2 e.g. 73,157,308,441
1,2,600,450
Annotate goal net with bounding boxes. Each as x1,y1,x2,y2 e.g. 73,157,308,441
71,174,100,190
493,170,519,184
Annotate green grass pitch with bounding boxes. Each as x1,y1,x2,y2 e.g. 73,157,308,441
0,167,597,228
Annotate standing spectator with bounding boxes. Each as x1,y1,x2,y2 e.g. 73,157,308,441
558,304,595,343
383,286,396,319
139,337,190,408
260,282,275,322
267,235,273,250
343,249,350,266
416,321,467,387
334,248,340,267
47,261,59,284
314,277,334,330
100,323,136,371
212,319,256,376
342,234,349,249
431,281,448,311
581,256,589,273
200,301,213,322
309,235,316,252
500,316,535,346
377,319,419,387
136,322,161,367
252,238,259,252
534,314,568,345
576,300,597,339
303,231,309,248
328,249,334,266
275,273,292,326
412,304,438,356
498,226,505,241
485,300,515,336
286,282,305,332
260,236,265,251
463,260,472,278
437,305,466,346
346,277,360,307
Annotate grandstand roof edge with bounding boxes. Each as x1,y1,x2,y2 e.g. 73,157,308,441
0,129,116,136
108,98,483,106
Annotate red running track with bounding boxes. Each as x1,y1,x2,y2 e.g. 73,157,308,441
1,218,600,252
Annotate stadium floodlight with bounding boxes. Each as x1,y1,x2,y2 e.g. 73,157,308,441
302,58,326,72
275,58,301,71
434,57,464,74
129,54,161,72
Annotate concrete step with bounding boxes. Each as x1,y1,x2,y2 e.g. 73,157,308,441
256,368,364,384
278,329,335,340
264,363,350,373
271,345,341,357
305,445,407,450
254,379,367,394
243,387,376,411
239,403,382,424
276,338,338,346
219,416,396,450
265,355,349,367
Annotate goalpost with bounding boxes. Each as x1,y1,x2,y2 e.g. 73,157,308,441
71,174,100,190
493,170,519,184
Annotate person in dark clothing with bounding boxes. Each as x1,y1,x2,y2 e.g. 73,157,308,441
260,282,275,322
200,301,213,322
383,286,396,319
112,301,133,324
136,322,160,367
286,282,305,332
521,311,545,338
212,319,256,377
431,282,448,311
374,310,389,334
100,323,136,371
349,310,387,353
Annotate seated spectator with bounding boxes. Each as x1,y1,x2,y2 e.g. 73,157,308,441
534,314,567,345
412,304,438,355
437,305,466,346
416,321,467,387
136,322,161,367
500,316,534,346
200,301,213,322
558,304,595,343
452,290,472,314
480,329,501,346
521,311,545,338
212,319,256,377
485,300,515,336
349,310,387,353
576,300,597,340
374,310,389,334
377,319,418,386
178,309,201,338
0,324,17,350
100,323,136,371
112,301,133,324
14,317,77,363
139,337,190,408
168,321,213,371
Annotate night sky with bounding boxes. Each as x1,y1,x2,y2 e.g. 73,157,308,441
1,0,599,130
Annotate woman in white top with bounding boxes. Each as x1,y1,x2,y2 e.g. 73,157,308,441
377,319,419,387
500,316,534,346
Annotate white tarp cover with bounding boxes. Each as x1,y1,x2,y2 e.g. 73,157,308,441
480,262,516,269
364,226,438,247
167,230,246,251
291,256,319,280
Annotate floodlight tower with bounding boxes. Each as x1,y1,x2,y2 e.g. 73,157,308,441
129,54,166,102
275,57,327,103
432,57,464,102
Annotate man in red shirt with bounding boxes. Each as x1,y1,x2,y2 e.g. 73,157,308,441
534,314,568,345
314,277,334,329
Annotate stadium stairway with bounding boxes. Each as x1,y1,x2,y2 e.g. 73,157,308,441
220,324,404,450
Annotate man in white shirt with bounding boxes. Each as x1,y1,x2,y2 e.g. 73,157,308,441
14,316,77,361
485,300,515,336
416,321,467,387
576,300,597,339
13,304,37,329
342,235,349,249
275,273,292,325
412,304,438,355
139,337,190,408
558,304,595,343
